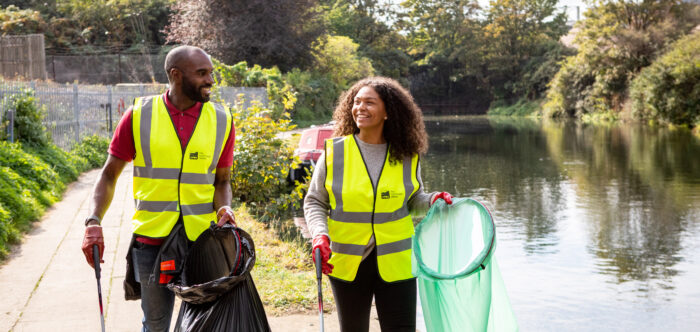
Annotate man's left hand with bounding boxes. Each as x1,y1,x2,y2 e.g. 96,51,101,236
216,205,236,227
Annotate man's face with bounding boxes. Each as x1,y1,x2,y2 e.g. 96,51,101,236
178,52,214,103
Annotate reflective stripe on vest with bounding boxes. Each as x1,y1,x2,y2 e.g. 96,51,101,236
131,95,232,241
325,135,419,282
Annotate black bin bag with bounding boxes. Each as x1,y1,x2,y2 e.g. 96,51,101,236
170,223,271,332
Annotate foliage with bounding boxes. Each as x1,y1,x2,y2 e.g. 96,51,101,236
283,35,375,124
283,69,341,125
487,98,542,117
0,5,46,35
0,89,51,147
212,59,296,120
630,32,700,126
324,0,411,80
1,0,173,53
229,100,306,222
0,141,63,199
313,35,374,87
70,135,110,169
24,143,83,183
165,0,325,72
0,203,17,259
543,0,700,118
482,0,569,102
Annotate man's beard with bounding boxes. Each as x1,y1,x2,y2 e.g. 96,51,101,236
182,76,210,103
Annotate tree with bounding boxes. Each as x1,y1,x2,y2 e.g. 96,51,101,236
482,0,569,102
324,0,411,80
165,0,326,71
400,0,484,103
543,0,700,117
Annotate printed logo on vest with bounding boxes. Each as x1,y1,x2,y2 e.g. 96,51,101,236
189,152,210,160
380,190,402,199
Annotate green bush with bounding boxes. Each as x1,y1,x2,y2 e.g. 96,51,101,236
0,202,18,259
212,59,296,120
0,141,63,199
229,100,306,222
24,144,82,183
0,166,43,234
630,32,700,126
70,135,110,169
0,89,51,147
283,69,341,125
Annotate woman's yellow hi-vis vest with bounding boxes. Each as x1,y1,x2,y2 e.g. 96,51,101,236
325,135,419,282
131,95,232,241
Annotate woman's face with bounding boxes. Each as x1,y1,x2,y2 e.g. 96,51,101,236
352,86,387,131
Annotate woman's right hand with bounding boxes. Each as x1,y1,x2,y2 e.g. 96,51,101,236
312,235,334,275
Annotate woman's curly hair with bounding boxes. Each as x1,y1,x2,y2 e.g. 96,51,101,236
332,77,428,163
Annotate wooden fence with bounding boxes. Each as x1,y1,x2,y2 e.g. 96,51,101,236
0,34,47,80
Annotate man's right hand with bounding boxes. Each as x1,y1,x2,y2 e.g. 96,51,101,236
312,235,333,275
82,225,104,268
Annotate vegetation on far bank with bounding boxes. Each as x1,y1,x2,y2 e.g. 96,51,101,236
0,90,109,259
3,0,699,126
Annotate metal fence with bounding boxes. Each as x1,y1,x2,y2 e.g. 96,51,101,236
0,80,267,150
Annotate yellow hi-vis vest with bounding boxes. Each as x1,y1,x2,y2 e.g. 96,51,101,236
325,135,419,282
131,95,232,241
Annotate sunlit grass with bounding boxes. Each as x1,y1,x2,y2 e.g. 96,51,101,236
236,205,334,316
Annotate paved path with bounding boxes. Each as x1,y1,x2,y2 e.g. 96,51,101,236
0,166,382,331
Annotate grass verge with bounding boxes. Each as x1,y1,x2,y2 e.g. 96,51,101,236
235,205,334,316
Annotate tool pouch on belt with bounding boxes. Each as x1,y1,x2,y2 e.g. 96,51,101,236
150,222,188,285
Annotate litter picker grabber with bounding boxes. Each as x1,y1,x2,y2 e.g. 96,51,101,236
314,247,325,332
93,245,106,332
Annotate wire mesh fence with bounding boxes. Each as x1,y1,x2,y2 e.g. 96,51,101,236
0,80,266,150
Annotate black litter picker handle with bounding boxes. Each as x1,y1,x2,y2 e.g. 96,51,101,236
93,245,106,332
314,247,325,332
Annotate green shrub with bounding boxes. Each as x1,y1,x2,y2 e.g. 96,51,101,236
70,135,110,169
284,69,341,125
0,89,51,147
24,144,83,183
212,59,296,120
0,141,63,198
0,166,43,229
630,32,700,126
230,101,305,222
0,203,18,259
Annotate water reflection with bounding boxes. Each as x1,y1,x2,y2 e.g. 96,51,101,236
421,116,700,291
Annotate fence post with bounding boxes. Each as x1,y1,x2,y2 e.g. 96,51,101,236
107,85,113,134
30,80,36,91
8,108,14,143
139,84,145,97
73,83,80,144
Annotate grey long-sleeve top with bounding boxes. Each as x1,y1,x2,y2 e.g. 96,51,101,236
303,136,437,261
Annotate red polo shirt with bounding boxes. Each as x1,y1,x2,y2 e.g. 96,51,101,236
108,91,235,167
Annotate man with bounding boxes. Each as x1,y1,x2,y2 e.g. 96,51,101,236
81,45,236,332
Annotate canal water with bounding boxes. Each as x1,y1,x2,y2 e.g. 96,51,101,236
419,116,700,331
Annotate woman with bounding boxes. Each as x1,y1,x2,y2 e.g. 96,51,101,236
304,77,452,332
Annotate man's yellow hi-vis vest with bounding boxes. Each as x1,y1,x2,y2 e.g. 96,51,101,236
325,135,419,282
131,95,232,241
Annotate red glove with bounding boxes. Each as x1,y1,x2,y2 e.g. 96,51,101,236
81,225,104,268
431,192,453,205
216,205,236,227
312,235,334,275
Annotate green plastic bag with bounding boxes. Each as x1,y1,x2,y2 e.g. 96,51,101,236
413,198,518,332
